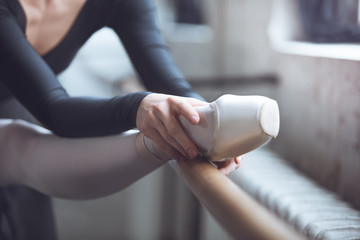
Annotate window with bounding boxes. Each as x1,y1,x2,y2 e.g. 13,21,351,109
297,0,360,43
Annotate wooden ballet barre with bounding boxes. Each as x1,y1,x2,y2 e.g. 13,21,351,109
173,158,304,240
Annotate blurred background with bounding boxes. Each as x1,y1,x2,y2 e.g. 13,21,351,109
54,0,360,239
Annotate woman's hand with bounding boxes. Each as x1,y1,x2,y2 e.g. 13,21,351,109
136,93,208,161
214,156,243,176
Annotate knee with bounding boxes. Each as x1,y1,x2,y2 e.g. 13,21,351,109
0,119,48,184
1,119,39,138
0,119,45,160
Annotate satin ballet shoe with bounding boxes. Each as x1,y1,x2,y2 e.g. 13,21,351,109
135,132,170,162
179,94,280,162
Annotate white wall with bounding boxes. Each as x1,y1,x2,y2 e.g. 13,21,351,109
272,52,360,209
162,0,275,80
267,0,360,209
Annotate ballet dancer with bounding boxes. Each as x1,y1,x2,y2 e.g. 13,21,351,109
0,0,278,237
0,94,279,200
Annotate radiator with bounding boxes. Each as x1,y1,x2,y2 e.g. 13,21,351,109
231,148,360,240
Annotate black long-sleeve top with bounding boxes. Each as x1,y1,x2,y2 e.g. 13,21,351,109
0,0,202,137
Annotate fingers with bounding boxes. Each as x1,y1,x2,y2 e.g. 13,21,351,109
217,156,244,176
136,94,204,161
153,99,198,159
187,98,209,107
167,97,201,124
144,128,187,162
218,160,237,176
234,155,244,165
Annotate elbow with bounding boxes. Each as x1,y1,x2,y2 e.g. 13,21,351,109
48,118,89,138
40,100,84,138
41,113,77,138
49,125,73,138
35,94,76,137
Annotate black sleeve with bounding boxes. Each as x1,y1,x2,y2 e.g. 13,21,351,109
0,13,150,137
107,0,204,100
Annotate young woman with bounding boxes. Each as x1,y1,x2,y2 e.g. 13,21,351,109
0,0,279,238
0,0,238,238
0,0,206,161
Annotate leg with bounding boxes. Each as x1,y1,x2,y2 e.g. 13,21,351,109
0,93,57,240
0,119,165,200
1,185,56,240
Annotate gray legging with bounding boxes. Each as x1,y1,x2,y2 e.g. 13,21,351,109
0,119,165,199
0,96,57,240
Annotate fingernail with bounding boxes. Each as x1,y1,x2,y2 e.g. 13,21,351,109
191,114,199,123
187,148,198,159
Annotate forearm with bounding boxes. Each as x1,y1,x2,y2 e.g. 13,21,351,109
44,92,150,137
0,17,152,138
0,119,165,199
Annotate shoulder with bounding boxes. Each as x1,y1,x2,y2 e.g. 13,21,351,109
106,0,156,20
0,0,25,28
108,0,155,13
0,0,19,15
0,0,11,16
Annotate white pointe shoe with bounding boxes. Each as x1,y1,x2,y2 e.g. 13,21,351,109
179,94,280,161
